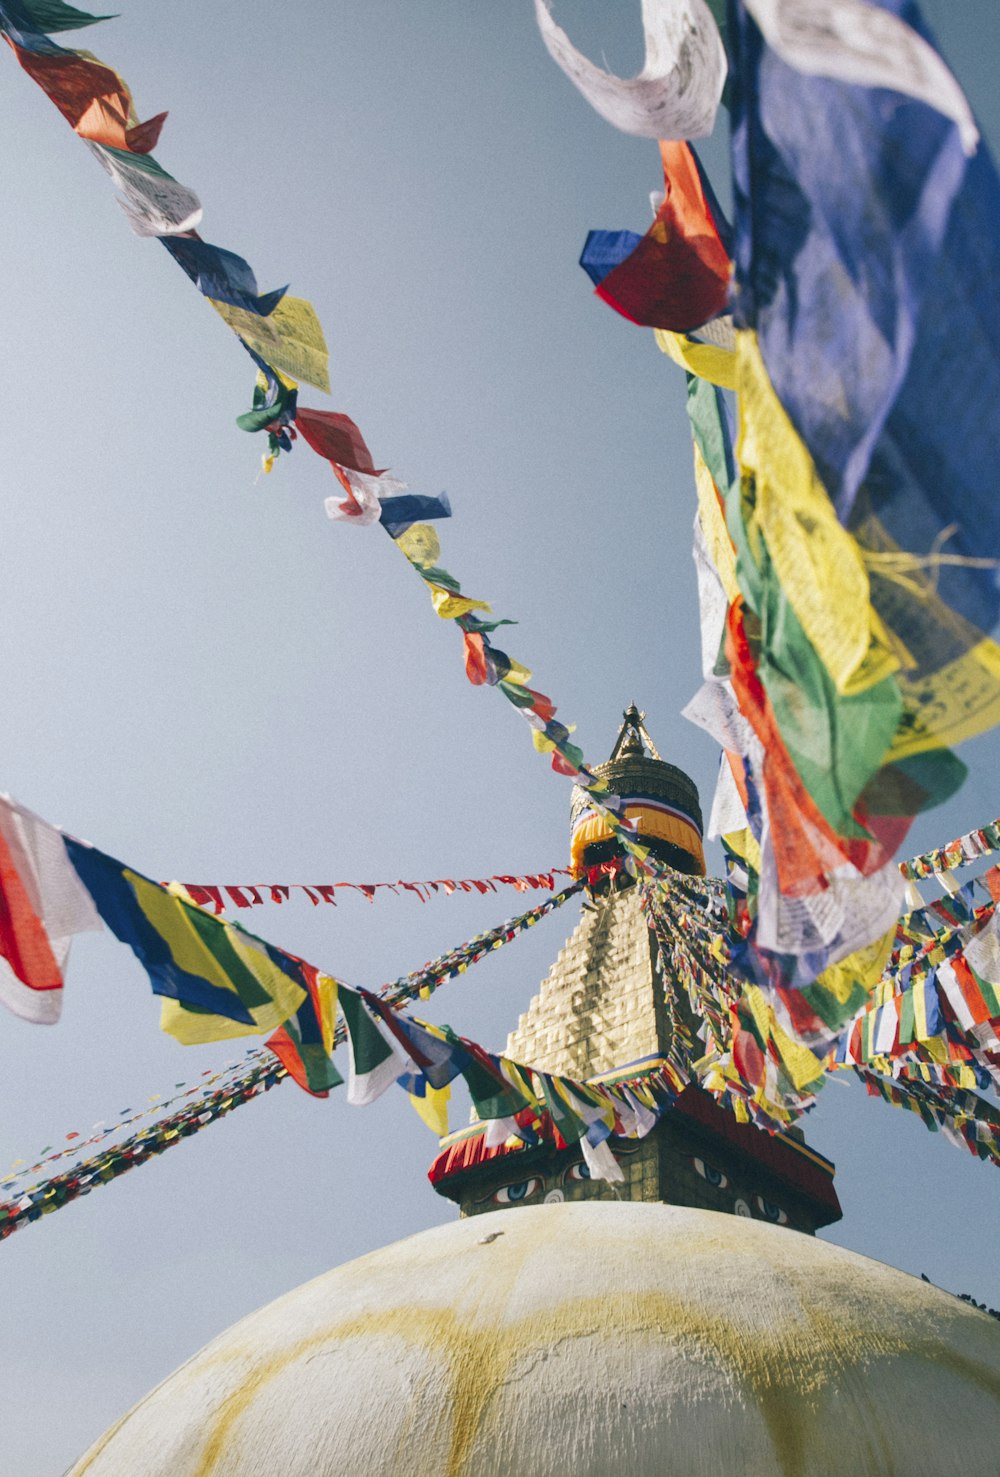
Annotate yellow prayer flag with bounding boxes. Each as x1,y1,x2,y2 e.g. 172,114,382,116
407,1081,451,1137
655,328,737,389
315,975,338,1057
396,524,441,568
737,332,898,695
743,985,824,1093
693,444,740,603
815,926,894,1010
891,638,1000,758
210,295,330,393
427,584,492,620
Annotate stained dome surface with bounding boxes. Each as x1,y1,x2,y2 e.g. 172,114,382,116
70,1201,1000,1476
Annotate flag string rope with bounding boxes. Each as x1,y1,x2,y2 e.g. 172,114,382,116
171,868,575,915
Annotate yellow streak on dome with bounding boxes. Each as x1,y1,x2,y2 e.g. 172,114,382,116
71,1210,1000,1477
96,1230,1000,1477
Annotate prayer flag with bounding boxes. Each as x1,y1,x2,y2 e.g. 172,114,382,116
379,491,451,537
212,297,330,393
87,142,202,236
4,1,112,34
338,986,413,1105
63,839,306,1041
5,40,166,152
399,1072,451,1136
581,141,730,331
535,0,726,140
369,1005,468,1090
161,236,286,317
0,797,101,1024
295,407,377,475
457,1039,534,1123
266,966,342,1097
730,0,1000,646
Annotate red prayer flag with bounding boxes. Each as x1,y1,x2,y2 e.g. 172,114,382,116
463,631,490,685
7,41,166,154
595,141,730,332
0,826,61,996
295,408,379,475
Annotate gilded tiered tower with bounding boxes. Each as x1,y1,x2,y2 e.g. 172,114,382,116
430,706,842,1233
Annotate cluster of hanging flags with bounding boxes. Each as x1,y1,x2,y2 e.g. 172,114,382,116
4,0,1000,1218
2,778,1000,1245
174,869,573,915
534,0,1000,1055
644,854,1000,1164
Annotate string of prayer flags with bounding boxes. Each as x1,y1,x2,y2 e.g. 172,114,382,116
7,836,1000,1246
1,2,662,903
0,1043,685,1245
681,369,911,1009
855,1068,1000,1168
0,1,331,400
533,0,727,141
900,818,1000,882
642,841,1000,1149
383,878,586,1004
175,865,573,914
0,1061,250,1190
728,0,1000,728
0,782,586,1041
561,0,1000,1021
0,1056,287,1244
373,492,684,893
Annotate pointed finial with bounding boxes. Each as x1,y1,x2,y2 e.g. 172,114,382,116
607,703,665,762
610,703,646,760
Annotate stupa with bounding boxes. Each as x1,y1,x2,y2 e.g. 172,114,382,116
69,711,1000,1476
429,706,841,1235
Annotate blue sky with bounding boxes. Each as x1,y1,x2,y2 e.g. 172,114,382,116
0,2,998,1470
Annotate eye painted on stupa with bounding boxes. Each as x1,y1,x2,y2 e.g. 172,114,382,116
756,1196,788,1225
492,1177,542,1205
692,1157,728,1189
565,1161,591,1182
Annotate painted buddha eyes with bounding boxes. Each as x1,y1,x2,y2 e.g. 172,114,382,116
566,1162,591,1182
693,1157,729,1189
756,1196,788,1225
692,1158,789,1223
493,1177,541,1205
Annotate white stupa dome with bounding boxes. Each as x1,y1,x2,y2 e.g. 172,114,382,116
70,1201,1000,1476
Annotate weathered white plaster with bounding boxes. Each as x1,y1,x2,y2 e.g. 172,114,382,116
70,1201,1000,1477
